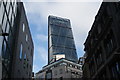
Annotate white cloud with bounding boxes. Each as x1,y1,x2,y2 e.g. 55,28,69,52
33,65,39,73
24,2,102,55
36,34,48,42
24,2,102,72
36,46,48,63
33,44,48,73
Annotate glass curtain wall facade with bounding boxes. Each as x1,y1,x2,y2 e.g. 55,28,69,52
48,15,78,64
0,0,18,78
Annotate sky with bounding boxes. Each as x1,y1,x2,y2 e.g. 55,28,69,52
22,0,102,73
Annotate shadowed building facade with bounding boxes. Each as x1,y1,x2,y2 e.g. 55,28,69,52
83,2,120,80
48,16,78,64
0,1,34,79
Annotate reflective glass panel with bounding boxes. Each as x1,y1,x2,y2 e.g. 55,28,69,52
49,36,52,47
5,22,10,33
66,28,73,38
13,2,17,17
2,40,6,57
59,27,67,36
0,36,3,56
65,38,72,48
6,2,10,14
0,2,4,25
51,25,60,35
8,7,12,22
52,35,58,46
11,14,14,27
2,13,7,32
57,36,65,46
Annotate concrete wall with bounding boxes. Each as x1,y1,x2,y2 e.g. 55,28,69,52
11,3,34,78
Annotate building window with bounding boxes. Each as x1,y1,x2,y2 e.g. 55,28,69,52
67,68,71,72
19,44,23,60
24,53,26,60
54,70,57,75
95,47,103,68
23,23,25,32
116,62,120,74
69,64,72,67
104,30,116,57
89,57,95,76
75,66,77,69
59,69,62,74
110,61,120,78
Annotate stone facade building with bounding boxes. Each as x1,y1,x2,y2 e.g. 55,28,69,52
35,59,82,80
83,2,120,80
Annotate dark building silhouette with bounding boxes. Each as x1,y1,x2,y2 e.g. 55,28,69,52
48,15,78,64
0,1,34,79
83,2,120,80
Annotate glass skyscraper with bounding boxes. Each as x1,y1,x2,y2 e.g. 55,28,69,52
0,1,18,78
48,15,78,64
